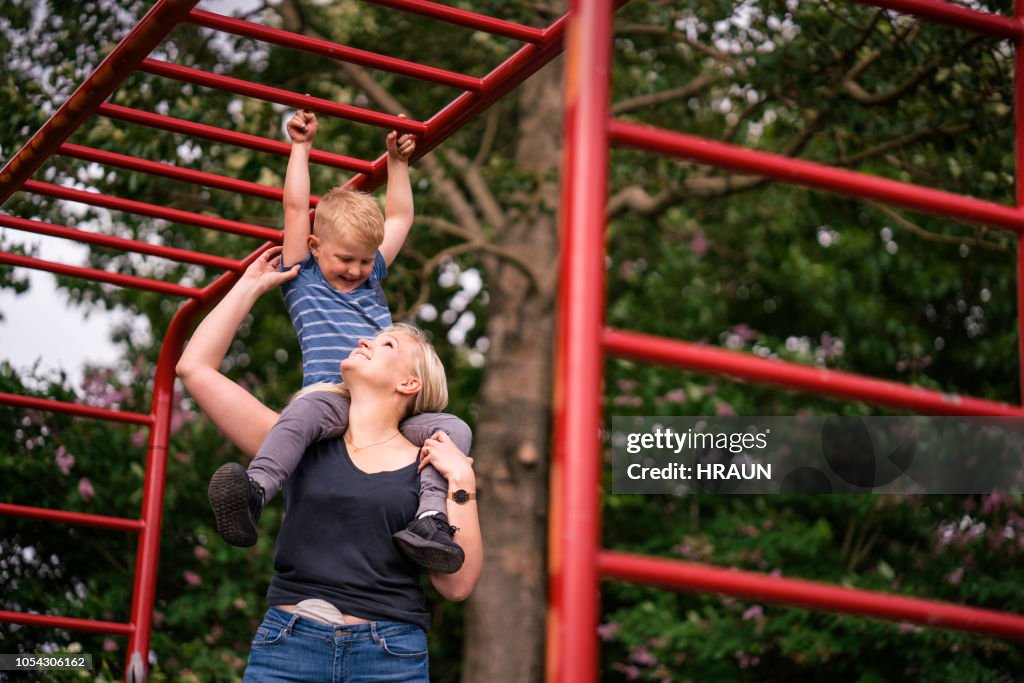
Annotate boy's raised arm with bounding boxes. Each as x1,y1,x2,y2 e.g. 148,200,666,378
380,121,417,267
283,109,318,267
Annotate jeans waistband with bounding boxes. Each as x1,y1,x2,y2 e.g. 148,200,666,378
263,606,419,642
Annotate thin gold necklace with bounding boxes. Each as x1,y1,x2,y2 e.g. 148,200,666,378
345,430,400,453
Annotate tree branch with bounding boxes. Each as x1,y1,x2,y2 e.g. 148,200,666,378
867,201,1008,252
416,153,488,240
416,215,484,243
611,72,721,115
442,149,506,231
681,173,767,199
275,0,306,34
843,47,884,84
838,124,969,167
608,108,827,216
473,107,501,167
842,53,942,106
392,239,539,320
606,185,678,218
842,35,982,107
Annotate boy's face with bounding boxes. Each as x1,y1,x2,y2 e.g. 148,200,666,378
309,233,376,293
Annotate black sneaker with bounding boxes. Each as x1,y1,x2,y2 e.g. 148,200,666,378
208,462,264,547
392,513,465,573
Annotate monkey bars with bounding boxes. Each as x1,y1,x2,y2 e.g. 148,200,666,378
0,1,567,680
551,1,1024,682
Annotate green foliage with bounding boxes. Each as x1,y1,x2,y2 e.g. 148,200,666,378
600,1,1024,680
599,494,1024,681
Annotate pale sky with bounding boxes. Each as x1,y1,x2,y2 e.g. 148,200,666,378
0,243,130,388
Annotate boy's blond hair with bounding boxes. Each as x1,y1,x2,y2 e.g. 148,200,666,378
293,323,448,418
313,187,385,249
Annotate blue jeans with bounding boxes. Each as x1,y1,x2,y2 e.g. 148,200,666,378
243,607,429,682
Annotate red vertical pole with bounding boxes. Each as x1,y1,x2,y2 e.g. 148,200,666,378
124,295,203,682
547,1,612,682
1016,0,1024,402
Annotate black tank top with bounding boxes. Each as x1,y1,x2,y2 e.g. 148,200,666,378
266,438,429,630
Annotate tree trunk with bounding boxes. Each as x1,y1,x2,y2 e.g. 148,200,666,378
462,55,563,683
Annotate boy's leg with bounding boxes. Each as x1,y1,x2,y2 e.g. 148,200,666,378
209,391,350,547
398,412,472,458
249,392,351,502
414,461,448,519
393,412,472,573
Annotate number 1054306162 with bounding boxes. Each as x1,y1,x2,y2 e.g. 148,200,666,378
0,654,93,671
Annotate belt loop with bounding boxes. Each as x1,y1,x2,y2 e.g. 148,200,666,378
369,621,381,644
285,611,301,637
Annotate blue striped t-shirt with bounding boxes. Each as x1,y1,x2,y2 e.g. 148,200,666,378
281,252,392,386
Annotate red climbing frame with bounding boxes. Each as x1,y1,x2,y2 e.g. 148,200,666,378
550,1,1024,682
0,1,567,680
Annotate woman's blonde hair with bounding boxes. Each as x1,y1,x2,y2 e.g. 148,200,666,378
313,187,385,249
292,323,448,418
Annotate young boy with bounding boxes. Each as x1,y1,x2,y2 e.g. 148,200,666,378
207,110,471,574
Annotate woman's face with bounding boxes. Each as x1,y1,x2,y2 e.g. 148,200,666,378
340,330,419,389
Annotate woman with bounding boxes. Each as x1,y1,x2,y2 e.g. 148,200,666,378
176,246,482,681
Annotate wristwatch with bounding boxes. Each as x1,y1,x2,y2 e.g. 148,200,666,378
449,489,476,504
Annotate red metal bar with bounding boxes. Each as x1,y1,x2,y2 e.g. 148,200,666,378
852,0,1023,40
0,214,242,272
360,0,547,42
22,180,281,242
0,503,144,532
350,14,570,192
599,551,1024,642
603,327,1024,416
609,120,1024,234
59,143,282,202
98,103,373,174
187,9,481,92
0,611,134,636
0,252,202,299
1015,0,1024,403
0,392,153,425
548,3,612,683
460,14,566,133
138,59,425,134
124,258,250,680
0,0,202,206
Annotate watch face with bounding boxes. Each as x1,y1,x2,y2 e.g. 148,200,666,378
453,490,470,504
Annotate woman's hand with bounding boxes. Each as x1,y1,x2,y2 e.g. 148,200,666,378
175,246,290,456
418,431,474,485
243,246,300,296
422,430,482,601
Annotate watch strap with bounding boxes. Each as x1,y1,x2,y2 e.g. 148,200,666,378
449,489,476,503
